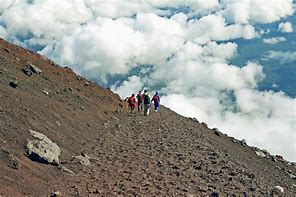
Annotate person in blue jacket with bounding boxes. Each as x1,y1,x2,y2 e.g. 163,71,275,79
151,92,160,112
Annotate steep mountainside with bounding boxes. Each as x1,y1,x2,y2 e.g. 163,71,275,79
0,38,295,196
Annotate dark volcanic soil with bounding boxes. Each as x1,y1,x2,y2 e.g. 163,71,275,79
0,38,295,196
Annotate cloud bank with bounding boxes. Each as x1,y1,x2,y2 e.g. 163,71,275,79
1,0,295,161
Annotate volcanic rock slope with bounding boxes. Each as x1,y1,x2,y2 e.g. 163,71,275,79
0,38,295,196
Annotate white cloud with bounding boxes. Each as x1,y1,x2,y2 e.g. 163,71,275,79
111,75,143,98
221,0,295,24
147,0,219,11
278,22,294,32
265,51,296,64
0,0,92,44
263,37,287,45
41,13,185,83
0,0,14,13
0,25,8,39
186,14,257,44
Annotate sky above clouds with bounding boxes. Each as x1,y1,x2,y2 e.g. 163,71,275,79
0,0,295,161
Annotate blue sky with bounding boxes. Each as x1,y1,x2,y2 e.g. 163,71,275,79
0,0,295,161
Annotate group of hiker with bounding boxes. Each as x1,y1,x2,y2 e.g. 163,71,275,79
125,90,160,116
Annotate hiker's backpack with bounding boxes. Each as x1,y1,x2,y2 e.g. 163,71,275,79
128,97,134,105
143,94,150,104
137,94,143,102
153,95,159,103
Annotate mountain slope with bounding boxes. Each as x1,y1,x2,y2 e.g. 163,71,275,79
0,38,295,196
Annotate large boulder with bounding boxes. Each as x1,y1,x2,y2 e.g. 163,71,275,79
26,130,61,165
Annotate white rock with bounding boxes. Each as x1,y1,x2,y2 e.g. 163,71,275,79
74,155,90,166
29,64,42,74
26,130,61,165
274,185,284,193
289,173,296,180
255,150,266,158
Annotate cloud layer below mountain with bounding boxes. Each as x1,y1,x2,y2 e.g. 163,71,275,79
0,0,295,161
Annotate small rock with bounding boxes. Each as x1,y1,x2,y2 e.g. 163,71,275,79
232,139,237,143
271,156,277,162
22,64,42,76
4,48,10,53
29,64,42,74
84,81,90,86
9,81,18,88
274,185,284,193
73,155,90,166
289,173,296,180
112,116,119,121
241,139,247,146
50,191,62,197
255,150,266,158
214,130,220,136
275,155,284,161
116,124,122,129
275,166,281,170
11,159,19,169
210,192,219,197
87,123,92,127
191,117,199,123
201,122,208,127
43,90,49,95
22,67,33,76
81,151,90,158
60,166,75,175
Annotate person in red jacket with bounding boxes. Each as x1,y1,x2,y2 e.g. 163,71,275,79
128,94,137,113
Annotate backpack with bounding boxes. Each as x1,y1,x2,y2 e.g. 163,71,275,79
137,94,143,102
128,97,134,105
153,95,159,103
143,94,150,104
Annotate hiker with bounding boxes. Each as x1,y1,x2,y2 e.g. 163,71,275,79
136,90,143,111
124,97,129,112
151,92,160,112
142,90,151,116
128,94,137,113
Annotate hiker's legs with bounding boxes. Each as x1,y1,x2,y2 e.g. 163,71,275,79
154,102,159,112
138,102,142,111
144,104,150,116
